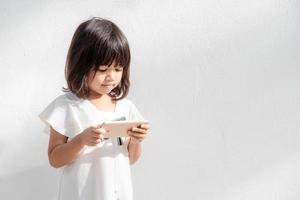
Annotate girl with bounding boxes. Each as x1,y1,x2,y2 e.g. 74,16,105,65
39,17,150,200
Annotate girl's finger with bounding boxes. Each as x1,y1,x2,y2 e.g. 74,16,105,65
97,123,104,129
91,130,101,136
91,137,103,144
86,140,98,146
140,124,150,129
99,134,104,141
93,128,108,135
92,123,105,129
91,134,102,139
128,131,147,139
131,128,147,134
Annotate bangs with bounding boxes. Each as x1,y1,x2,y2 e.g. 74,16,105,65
93,31,130,69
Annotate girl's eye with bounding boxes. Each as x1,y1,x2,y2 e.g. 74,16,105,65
98,68,107,72
97,67,123,72
115,68,123,72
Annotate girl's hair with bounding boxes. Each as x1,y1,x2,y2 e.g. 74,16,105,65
62,17,131,100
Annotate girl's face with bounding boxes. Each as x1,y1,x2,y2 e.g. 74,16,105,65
87,60,123,98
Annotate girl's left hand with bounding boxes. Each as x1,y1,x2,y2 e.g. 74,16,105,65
127,123,150,144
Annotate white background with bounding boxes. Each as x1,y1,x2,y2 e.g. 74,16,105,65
0,0,300,199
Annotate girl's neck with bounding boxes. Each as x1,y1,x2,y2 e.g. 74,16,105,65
88,94,113,102
87,94,117,112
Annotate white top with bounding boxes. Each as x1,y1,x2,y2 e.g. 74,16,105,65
38,92,144,200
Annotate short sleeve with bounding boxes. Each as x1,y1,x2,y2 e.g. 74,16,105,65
128,100,145,121
38,96,80,138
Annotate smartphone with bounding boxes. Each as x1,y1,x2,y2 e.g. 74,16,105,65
101,120,149,138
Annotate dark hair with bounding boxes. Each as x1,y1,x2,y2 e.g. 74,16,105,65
62,17,131,100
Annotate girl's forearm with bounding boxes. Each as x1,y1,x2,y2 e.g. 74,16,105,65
127,139,142,165
49,135,85,168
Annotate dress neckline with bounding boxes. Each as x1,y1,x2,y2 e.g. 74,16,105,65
84,97,119,114
67,92,119,114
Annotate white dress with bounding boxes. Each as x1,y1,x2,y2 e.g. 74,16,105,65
38,92,144,200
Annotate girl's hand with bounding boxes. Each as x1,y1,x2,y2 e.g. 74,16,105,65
127,123,150,144
78,124,107,146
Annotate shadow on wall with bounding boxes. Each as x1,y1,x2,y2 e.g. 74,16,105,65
0,165,59,200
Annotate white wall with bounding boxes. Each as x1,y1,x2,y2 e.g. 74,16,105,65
0,0,300,199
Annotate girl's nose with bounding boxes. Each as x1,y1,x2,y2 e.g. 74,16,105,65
106,69,116,80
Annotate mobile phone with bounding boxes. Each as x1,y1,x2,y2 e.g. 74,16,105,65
101,120,149,138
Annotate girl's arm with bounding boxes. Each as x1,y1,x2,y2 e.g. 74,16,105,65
48,124,104,168
127,123,150,165
48,127,85,168
127,139,142,165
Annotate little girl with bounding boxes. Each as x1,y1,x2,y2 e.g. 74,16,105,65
39,17,150,200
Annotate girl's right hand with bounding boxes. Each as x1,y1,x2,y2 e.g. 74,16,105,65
78,124,107,146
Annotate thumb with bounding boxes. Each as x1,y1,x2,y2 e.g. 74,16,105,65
98,127,109,134
93,123,104,129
